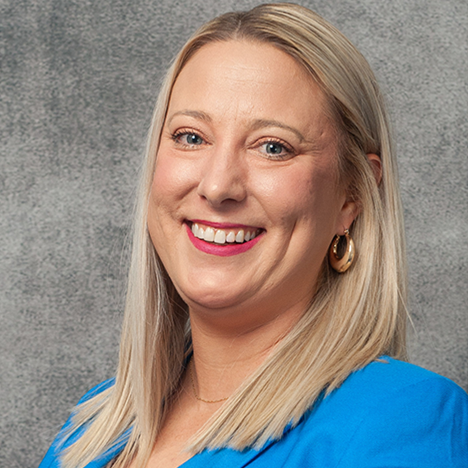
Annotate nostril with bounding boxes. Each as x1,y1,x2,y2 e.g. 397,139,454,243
196,167,247,206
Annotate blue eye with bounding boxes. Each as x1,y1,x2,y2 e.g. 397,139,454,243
172,131,204,147
264,142,284,155
184,133,203,145
258,140,292,159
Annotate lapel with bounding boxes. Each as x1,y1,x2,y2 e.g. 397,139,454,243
180,410,314,468
182,439,276,468
180,397,320,468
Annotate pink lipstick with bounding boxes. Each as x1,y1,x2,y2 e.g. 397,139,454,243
185,222,263,257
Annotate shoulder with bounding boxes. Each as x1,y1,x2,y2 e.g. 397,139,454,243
38,378,116,468
76,377,116,405
329,357,468,429
292,358,468,467
334,356,467,406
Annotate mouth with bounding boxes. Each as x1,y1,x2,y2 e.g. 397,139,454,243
184,220,264,257
186,220,264,245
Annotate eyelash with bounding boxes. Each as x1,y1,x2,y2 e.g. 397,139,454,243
170,129,294,160
171,129,206,147
256,138,294,160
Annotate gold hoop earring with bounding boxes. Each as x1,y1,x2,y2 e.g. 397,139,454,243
329,229,355,273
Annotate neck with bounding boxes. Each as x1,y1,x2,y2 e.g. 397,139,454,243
187,298,308,403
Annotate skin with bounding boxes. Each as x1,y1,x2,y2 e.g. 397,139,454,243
138,40,379,468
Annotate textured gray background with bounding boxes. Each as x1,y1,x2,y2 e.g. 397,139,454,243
1,0,467,466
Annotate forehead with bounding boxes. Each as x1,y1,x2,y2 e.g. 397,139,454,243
168,40,334,135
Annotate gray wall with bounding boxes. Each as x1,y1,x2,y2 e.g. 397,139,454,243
1,0,467,466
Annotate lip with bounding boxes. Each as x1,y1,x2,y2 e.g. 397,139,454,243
189,219,260,230
185,223,263,257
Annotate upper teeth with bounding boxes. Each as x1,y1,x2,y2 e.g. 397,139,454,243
191,223,259,245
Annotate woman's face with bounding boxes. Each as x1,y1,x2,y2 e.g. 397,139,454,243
148,40,357,324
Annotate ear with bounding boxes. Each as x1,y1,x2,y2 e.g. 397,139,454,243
336,154,382,235
336,198,360,236
367,153,382,186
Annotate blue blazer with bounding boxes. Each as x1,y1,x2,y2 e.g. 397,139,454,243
39,357,468,467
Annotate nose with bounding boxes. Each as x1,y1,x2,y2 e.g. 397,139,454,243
196,145,247,208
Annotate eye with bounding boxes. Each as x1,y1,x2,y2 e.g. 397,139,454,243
172,130,205,147
257,139,294,160
264,142,285,155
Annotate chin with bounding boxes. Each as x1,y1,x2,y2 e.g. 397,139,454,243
172,267,242,306
177,281,250,314
186,291,242,312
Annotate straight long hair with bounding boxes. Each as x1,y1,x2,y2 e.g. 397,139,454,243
63,4,407,467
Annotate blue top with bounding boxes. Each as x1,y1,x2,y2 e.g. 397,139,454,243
39,357,468,467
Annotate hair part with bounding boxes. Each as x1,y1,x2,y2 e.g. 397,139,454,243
62,4,407,467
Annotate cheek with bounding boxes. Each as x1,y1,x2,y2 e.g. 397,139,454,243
148,151,189,243
152,151,188,203
257,163,340,226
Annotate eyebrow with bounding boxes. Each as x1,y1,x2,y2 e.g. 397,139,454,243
167,111,307,143
250,119,306,142
167,110,212,125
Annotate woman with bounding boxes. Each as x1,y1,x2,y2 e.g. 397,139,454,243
39,3,468,468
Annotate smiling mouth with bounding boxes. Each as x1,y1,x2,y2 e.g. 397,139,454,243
187,221,263,245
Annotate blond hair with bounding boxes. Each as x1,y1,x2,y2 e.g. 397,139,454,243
63,4,407,467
